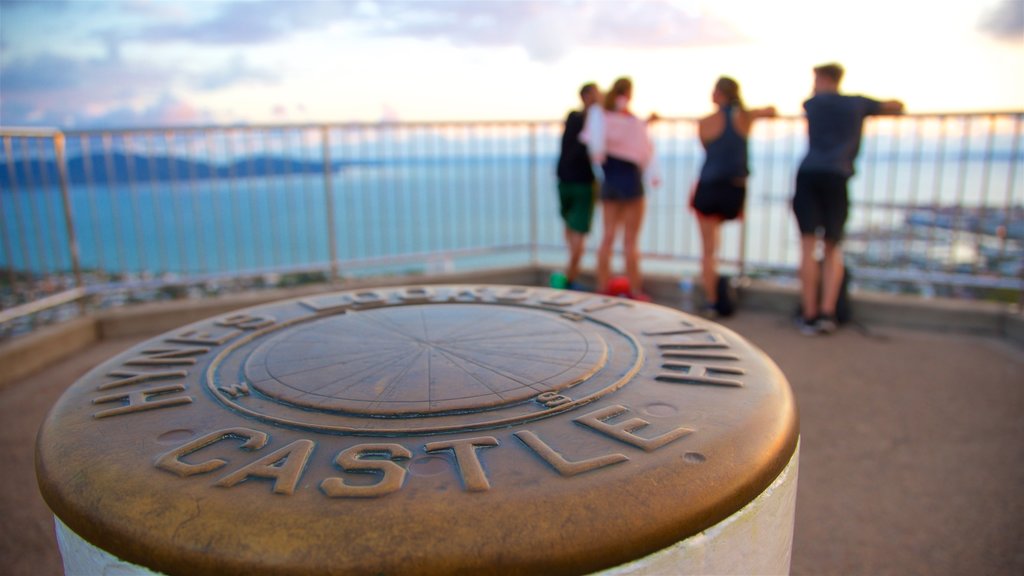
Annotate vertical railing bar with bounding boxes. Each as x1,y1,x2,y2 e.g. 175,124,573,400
185,130,207,274
860,117,880,268
204,128,228,273
21,139,48,280
0,137,18,292
298,128,317,266
949,117,971,270
243,129,264,272
3,137,31,292
79,135,106,276
142,132,168,274
268,129,284,269
163,130,189,275
412,124,428,254
281,128,300,268
782,119,798,269
0,134,16,289
121,133,148,273
33,138,63,279
502,124,514,250
53,132,83,295
928,117,948,272
882,118,902,266
1001,114,1022,261
395,123,408,259
973,115,997,275
354,125,367,262
224,129,245,271
22,139,50,278
320,125,340,282
902,118,925,275
529,123,539,265
760,119,776,271
100,133,126,274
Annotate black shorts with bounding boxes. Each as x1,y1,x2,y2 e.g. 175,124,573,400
793,171,849,243
692,178,746,220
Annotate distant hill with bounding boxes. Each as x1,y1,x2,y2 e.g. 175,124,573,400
0,153,353,188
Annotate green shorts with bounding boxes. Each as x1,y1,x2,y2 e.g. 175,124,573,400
558,181,596,234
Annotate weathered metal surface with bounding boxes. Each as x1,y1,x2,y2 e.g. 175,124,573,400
36,285,799,576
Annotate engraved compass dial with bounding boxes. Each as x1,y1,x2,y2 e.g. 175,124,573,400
243,304,606,416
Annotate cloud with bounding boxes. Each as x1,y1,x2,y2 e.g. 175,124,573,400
0,50,237,127
124,0,743,62
192,55,279,91
978,0,1024,41
365,0,743,62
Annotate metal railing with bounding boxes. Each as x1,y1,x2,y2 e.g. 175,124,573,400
2,112,1022,336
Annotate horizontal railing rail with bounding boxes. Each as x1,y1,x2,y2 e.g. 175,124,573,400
2,112,1021,338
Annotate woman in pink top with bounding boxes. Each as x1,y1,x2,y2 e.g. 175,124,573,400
584,77,658,299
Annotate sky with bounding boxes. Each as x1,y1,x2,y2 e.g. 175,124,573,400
1,0,1022,129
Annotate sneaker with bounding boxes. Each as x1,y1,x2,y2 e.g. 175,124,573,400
565,281,589,292
699,304,720,319
631,292,653,303
815,315,838,335
798,317,820,336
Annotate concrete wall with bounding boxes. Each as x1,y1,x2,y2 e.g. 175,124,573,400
1,266,1019,389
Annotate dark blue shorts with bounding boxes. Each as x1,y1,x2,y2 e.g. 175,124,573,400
601,156,644,201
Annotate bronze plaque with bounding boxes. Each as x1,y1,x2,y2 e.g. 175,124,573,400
36,285,798,576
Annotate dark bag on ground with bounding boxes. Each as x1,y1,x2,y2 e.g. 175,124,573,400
715,275,737,317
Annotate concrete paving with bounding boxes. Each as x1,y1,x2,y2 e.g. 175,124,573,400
2,309,1022,575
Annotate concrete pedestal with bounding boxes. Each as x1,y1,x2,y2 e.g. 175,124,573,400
38,285,799,575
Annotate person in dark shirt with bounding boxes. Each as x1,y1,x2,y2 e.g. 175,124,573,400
556,82,601,289
793,63,904,335
692,76,775,317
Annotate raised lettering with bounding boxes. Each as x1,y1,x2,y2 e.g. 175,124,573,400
581,298,632,313
216,313,276,330
320,443,412,498
124,346,210,366
98,369,188,391
424,436,499,492
92,385,194,419
218,381,251,398
155,427,269,477
167,328,241,347
495,287,531,302
300,294,352,313
536,391,572,408
514,430,628,477
574,405,692,452
216,439,315,495
398,287,434,303
657,363,745,387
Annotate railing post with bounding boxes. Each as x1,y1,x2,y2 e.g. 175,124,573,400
320,126,340,282
529,123,538,266
53,131,84,295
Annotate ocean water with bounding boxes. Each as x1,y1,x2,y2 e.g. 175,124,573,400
1,128,1021,283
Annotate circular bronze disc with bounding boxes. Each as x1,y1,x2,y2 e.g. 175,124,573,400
36,285,798,576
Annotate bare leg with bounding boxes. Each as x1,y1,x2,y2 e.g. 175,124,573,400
820,241,844,316
799,235,819,320
597,200,621,293
698,215,720,305
622,197,646,295
565,229,586,283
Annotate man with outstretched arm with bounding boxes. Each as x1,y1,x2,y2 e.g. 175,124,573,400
793,63,903,335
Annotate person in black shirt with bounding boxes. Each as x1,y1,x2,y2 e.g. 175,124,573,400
793,63,903,334
556,83,600,289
